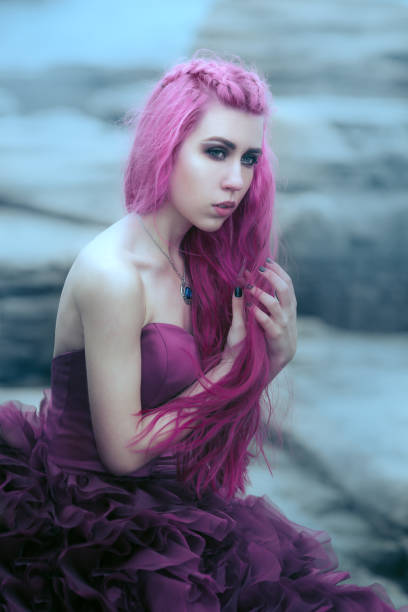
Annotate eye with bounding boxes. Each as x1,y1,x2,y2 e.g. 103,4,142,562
206,147,226,161
241,154,259,167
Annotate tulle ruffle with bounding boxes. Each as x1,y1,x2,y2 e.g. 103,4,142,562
0,395,406,611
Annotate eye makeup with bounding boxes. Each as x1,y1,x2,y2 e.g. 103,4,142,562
202,136,262,157
203,143,261,167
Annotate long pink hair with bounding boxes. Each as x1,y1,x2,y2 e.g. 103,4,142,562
123,53,280,500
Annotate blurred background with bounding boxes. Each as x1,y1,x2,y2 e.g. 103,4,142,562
0,0,407,605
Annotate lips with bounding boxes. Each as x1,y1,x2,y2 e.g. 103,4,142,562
213,201,236,209
212,203,235,217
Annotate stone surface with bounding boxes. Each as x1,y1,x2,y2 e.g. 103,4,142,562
246,316,408,607
0,108,128,223
0,209,103,384
195,0,408,97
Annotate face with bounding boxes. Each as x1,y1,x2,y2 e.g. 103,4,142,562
168,100,264,231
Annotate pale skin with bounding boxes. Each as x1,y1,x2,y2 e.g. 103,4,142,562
52,100,297,475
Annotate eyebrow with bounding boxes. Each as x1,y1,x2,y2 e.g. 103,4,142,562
202,136,262,155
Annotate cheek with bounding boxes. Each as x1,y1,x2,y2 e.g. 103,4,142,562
169,158,200,208
178,156,210,195
175,155,200,186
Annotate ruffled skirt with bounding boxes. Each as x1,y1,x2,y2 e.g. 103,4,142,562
0,395,406,611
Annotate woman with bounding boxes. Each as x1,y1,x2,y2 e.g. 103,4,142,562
0,55,405,611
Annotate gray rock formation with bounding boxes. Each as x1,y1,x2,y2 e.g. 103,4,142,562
0,208,104,383
245,317,408,607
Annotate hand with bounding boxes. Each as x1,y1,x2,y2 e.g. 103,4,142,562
245,260,297,379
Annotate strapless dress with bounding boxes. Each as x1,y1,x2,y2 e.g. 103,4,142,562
0,322,406,611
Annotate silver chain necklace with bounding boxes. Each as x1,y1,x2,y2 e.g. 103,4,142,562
137,215,192,306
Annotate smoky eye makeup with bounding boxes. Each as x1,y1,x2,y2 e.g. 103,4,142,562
203,145,261,167
204,146,227,160
242,152,261,167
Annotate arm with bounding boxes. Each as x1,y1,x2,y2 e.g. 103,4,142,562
130,355,235,467
74,252,238,476
74,252,148,475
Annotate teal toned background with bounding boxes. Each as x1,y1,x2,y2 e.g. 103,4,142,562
0,1,407,606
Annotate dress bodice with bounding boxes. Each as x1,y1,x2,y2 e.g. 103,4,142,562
44,323,200,473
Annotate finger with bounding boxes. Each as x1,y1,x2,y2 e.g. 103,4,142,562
265,260,293,285
252,304,281,335
232,287,246,328
244,266,291,294
247,285,283,321
258,268,294,308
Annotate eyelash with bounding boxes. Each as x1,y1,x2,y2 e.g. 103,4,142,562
205,147,259,167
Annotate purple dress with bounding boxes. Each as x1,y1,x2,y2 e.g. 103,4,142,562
0,322,406,611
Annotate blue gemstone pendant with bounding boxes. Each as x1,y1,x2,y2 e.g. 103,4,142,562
181,279,192,305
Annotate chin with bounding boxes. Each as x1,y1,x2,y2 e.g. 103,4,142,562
193,217,227,233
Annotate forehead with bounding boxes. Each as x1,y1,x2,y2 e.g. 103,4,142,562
190,101,264,148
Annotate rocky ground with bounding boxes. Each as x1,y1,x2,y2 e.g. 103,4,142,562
247,318,408,606
1,0,407,606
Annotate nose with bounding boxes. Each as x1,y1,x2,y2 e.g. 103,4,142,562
221,161,244,192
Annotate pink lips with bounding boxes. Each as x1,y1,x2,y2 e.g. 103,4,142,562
214,201,236,209
212,201,236,217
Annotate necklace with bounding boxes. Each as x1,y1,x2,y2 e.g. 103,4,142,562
137,215,192,306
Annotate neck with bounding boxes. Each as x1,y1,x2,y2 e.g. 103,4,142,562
131,205,192,261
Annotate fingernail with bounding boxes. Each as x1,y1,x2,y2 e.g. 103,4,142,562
246,302,252,308
258,266,266,272
266,257,273,263
246,283,253,289
234,287,243,298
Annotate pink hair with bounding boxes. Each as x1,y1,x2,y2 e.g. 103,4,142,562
123,53,280,500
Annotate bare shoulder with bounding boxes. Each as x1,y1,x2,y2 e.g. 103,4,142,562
72,239,145,316
65,216,142,311
53,219,145,356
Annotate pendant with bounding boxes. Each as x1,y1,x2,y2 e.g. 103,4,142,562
180,279,192,305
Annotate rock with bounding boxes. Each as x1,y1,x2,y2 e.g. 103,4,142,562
277,190,408,331
195,0,408,97
0,108,127,223
0,88,20,115
0,208,102,384
246,316,408,606
0,65,162,122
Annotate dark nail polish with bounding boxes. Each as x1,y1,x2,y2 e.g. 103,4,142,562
266,257,273,263
259,266,266,272
246,302,252,308
234,287,243,298
246,283,253,289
